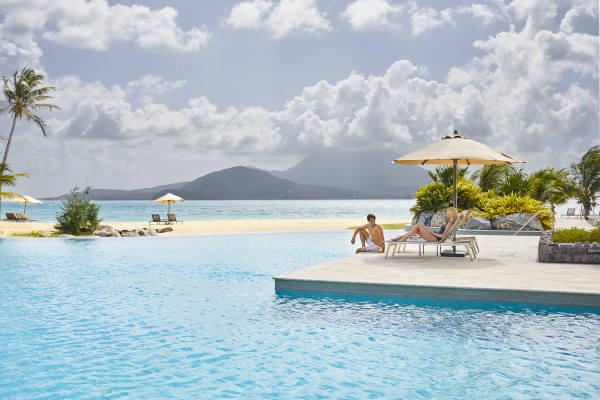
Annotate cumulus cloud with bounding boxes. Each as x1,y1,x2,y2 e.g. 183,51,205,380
341,0,404,31
0,0,210,70
3,1,597,197
339,1,506,35
225,0,331,38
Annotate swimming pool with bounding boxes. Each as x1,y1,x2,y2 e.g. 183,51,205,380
1,232,599,399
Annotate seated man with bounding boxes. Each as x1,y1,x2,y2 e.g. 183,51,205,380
351,213,385,253
391,207,458,242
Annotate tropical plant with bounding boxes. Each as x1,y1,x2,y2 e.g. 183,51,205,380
0,67,59,215
54,185,101,236
0,162,28,201
527,168,576,215
410,178,482,216
427,165,469,188
569,145,600,219
496,167,530,196
471,165,513,192
476,193,553,230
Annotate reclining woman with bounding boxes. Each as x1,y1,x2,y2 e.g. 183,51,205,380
391,207,458,242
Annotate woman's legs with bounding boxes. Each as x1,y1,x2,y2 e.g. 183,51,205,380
394,223,437,242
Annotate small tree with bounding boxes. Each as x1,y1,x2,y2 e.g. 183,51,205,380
570,145,600,219
55,185,101,235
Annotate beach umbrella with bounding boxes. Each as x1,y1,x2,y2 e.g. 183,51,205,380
393,130,524,208
153,192,184,214
10,195,43,213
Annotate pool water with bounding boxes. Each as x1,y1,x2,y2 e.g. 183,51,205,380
1,232,599,399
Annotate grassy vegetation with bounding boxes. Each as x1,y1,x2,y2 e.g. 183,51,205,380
552,228,600,243
10,231,43,237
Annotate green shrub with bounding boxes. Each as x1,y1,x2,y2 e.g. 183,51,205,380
54,185,101,235
410,178,482,217
552,228,600,243
476,193,553,230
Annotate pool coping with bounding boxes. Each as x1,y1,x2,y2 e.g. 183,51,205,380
273,234,600,309
274,278,600,308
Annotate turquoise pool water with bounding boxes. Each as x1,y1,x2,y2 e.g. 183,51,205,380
1,232,599,399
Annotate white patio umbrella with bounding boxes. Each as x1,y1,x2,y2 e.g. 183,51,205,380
393,130,524,257
153,192,184,214
10,195,43,213
393,130,525,208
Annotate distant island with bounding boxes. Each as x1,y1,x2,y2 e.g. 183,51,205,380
46,150,430,200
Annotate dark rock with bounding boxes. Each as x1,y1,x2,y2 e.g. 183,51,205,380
492,213,544,231
465,216,492,230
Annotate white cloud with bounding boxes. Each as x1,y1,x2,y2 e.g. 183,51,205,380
225,0,331,38
0,0,211,71
410,6,454,36
2,1,597,197
560,0,599,33
225,0,274,29
341,0,404,31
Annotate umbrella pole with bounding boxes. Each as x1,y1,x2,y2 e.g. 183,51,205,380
452,159,457,209
441,159,466,258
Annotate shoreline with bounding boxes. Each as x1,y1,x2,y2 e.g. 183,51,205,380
0,218,411,237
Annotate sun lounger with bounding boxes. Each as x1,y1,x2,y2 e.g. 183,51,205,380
167,213,183,224
149,214,165,225
561,208,583,219
17,213,36,222
385,211,476,261
4,212,18,222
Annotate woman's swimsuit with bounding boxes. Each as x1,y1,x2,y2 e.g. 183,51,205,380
436,225,446,241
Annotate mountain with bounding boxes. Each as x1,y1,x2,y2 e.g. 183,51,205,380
45,150,430,200
44,181,189,200
270,150,429,197
157,166,392,200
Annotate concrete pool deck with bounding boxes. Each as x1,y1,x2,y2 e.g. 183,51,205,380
274,218,600,308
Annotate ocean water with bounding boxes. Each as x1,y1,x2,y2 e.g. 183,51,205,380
1,232,599,399
0,199,419,223
0,198,585,223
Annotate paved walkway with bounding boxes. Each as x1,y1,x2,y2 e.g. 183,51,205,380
274,218,600,308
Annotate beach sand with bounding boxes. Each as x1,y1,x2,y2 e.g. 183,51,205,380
0,218,409,237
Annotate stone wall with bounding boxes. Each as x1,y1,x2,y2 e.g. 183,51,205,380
538,232,600,264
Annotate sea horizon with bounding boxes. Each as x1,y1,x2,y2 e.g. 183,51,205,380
0,198,584,224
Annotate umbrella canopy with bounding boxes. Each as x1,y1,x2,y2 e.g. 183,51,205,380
393,131,524,207
10,195,43,213
153,192,184,214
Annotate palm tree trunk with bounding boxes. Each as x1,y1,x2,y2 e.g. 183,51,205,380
2,114,18,165
0,114,18,217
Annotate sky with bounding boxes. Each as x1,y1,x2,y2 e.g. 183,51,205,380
0,0,598,197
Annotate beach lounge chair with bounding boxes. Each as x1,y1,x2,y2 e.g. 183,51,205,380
167,213,183,224
149,214,165,225
4,212,18,222
385,211,476,261
17,213,36,222
561,208,576,218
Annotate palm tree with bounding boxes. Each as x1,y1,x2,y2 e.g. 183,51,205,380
1,67,60,164
0,67,59,214
570,145,600,219
528,167,576,217
496,167,530,196
427,165,469,187
471,164,513,192
0,163,29,201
